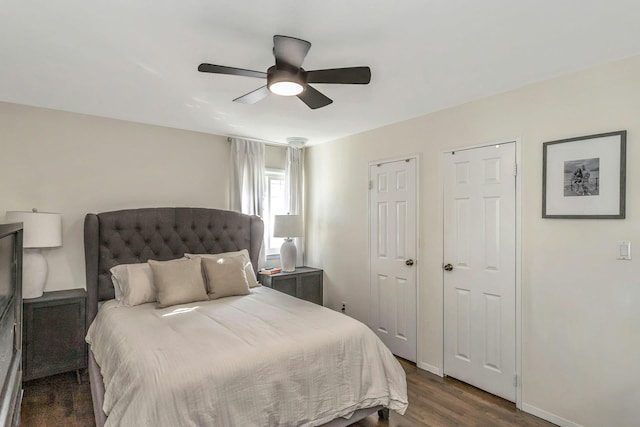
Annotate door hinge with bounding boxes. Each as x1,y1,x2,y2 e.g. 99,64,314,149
513,374,518,387
513,163,518,176
368,180,373,190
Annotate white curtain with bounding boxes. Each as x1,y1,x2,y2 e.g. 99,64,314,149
285,146,304,266
229,138,266,266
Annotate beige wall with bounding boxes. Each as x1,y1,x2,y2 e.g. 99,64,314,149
306,55,640,426
0,102,230,292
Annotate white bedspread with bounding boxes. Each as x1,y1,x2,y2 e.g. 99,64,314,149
86,286,408,427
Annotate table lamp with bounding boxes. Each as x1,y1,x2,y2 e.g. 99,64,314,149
273,214,303,272
5,209,62,299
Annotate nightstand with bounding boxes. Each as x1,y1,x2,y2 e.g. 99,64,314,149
22,289,87,383
260,267,323,305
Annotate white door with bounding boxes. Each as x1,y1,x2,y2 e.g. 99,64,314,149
443,142,516,401
369,158,417,362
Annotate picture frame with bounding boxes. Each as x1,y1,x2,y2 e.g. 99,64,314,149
542,130,626,219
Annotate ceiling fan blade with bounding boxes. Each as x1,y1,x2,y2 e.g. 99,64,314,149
306,67,371,84
273,35,311,69
198,64,267,79
233,86,270,104
297,85,333,109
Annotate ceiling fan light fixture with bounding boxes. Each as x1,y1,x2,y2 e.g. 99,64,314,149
267,65,306,97
269,81,304,96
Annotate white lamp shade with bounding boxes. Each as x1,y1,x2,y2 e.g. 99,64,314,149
5,211,62,248
273,215,303,238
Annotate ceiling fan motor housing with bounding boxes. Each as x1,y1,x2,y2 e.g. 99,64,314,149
267,65,307,96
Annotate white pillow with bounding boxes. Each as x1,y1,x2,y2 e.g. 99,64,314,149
109,263,156,306
110,275,123,301
185,249,260,288
201,255,250,299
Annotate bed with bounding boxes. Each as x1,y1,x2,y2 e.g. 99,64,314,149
84,207,407,426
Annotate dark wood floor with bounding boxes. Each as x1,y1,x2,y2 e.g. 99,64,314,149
21,370,93,427
353,359,555,427
21,360,555,426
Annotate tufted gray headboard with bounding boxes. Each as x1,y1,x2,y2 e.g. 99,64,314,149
84,207,264,327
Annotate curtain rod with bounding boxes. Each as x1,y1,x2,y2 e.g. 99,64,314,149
226,136,286,148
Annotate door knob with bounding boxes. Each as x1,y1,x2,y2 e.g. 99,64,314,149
405,259,414,266
443,263,453,271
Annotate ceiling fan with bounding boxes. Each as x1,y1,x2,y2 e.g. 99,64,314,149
198,35,371,109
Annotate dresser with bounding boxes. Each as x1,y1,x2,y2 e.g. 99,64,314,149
22,289,87,383
0,223,23,427
259,267,323,305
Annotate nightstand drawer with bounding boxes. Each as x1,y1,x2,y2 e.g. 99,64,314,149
260,267,323,305
271,277,297,297
298,273,323,305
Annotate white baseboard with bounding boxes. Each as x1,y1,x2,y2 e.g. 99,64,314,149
417,361,442,377
522,403,584,427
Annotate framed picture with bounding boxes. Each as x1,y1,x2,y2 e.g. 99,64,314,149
542,130,626,219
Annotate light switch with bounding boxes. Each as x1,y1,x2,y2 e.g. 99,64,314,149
617,241,631,260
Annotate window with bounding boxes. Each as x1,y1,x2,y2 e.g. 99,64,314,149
264,169,287,257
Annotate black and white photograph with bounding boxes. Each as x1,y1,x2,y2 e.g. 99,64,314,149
543,130,626,219
564,157,599,197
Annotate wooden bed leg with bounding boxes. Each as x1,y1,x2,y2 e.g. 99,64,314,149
378,408,390,420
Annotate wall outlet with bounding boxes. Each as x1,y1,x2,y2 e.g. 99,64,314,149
341,302,346,313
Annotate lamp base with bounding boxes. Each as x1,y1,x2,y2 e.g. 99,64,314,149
280,238,297,272
23,248,47,299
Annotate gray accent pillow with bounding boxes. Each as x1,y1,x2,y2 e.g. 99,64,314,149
148,258,209,308
201,255,250,300
185,249,261,288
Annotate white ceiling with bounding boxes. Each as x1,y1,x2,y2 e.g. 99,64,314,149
2,1,640,145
